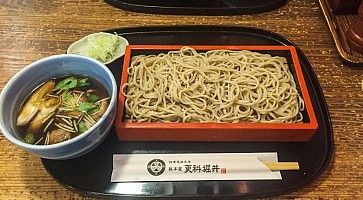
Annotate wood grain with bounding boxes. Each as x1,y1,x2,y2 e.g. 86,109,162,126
0,0,362,199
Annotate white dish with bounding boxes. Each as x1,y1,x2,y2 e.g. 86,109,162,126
67,32,129,64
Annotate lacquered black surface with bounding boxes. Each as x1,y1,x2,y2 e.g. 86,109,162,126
41,26,333,199
104,0,288,15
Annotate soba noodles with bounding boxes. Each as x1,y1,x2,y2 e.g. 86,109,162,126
122,46,304,123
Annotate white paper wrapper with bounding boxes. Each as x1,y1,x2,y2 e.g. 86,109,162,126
111,153,281,182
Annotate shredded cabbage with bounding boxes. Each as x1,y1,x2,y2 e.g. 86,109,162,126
77,33,121,63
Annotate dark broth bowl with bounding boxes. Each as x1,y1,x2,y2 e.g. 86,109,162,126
0,54,117,159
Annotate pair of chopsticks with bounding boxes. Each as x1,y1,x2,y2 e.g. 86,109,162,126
261,161,300,171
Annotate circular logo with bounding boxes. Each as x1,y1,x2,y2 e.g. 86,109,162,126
147,159,166,176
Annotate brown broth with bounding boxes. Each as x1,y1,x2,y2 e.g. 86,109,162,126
16,75,110,145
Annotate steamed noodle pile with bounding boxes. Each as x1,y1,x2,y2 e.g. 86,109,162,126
122,46,305,123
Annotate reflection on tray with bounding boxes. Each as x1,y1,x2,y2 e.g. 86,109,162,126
104,0,288,15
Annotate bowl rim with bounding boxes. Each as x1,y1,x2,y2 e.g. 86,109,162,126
0,54,117,150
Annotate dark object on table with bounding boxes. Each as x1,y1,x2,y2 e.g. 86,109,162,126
42,26,333,199
327,0,362,14
319,0,363,67
346,2,363,53
104,0,288,15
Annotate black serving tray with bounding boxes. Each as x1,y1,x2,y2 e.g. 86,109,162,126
41,26,333,199
104,0,288,15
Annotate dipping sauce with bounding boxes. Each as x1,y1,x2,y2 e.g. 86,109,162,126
16,75,110,145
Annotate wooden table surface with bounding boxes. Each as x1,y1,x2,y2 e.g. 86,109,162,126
0,0,362,199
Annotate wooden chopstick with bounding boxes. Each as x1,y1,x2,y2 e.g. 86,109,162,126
261,161,300,171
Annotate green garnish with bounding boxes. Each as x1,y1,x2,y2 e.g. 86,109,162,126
77,33,121,63
24,133,35,144
88,106,100,114
54,77,89,91
77,102,95,112
78,122,88,133
88,94,99,102
77,78,89,87
54,77,77,91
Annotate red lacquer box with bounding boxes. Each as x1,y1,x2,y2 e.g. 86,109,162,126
115,45,318,142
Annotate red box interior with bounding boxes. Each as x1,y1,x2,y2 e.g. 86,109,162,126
115,45,318,141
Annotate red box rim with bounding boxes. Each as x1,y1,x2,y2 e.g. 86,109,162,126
115,45,318,132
